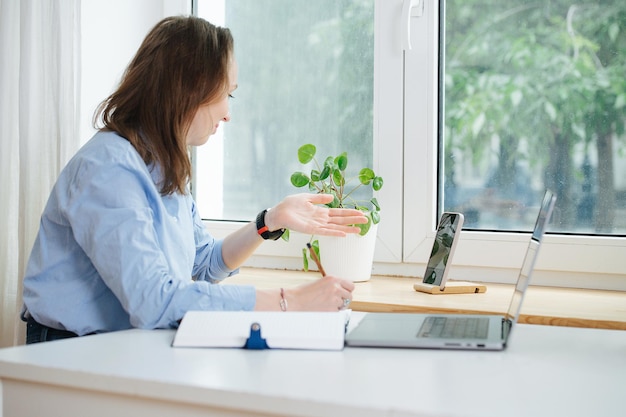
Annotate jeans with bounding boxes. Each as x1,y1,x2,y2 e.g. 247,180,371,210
25,316,79,344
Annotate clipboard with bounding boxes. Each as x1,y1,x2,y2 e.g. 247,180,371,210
172,311,349,351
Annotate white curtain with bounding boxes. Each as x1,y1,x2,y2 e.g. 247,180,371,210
0,0,81,347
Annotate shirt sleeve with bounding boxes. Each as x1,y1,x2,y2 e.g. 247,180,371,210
190,198,239,282
63,147,255,330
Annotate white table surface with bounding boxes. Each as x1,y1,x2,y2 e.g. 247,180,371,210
0,315,625,417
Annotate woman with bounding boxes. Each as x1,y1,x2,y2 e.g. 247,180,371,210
21,16,367,343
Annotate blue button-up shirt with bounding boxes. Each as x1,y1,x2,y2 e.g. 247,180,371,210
23,131,255,335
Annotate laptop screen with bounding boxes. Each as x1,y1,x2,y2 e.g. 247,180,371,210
505,190,557,322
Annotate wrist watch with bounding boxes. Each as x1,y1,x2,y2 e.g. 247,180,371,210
256,208,285,241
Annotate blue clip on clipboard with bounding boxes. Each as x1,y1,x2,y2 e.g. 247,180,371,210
243,322,269,349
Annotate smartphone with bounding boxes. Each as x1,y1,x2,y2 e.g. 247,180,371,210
422,212,464,289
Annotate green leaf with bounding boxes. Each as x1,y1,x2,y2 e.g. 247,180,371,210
332,168,344,187
357,217,371,235
302,248,309,271
371,197,380,211
372,176,383,191
290,172,310,187
336,152,348,171
281,229,290,242
358,168,375,184
298,144,316,164
319,165,330,181
371,211,380,224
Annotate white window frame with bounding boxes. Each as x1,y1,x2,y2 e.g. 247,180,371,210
199,0,626,291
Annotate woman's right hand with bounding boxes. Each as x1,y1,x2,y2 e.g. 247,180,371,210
285,275,355,311
254,275,354,312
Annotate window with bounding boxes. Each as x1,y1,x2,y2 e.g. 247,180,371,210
195,0,402,267
195,0,626,290
194,0,376,221
440,0,626,236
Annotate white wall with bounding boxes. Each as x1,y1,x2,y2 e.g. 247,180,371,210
80,0,190,143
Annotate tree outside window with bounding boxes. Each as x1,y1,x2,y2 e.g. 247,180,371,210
442,0,626,235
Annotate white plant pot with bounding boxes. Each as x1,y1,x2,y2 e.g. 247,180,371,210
317,223,378,282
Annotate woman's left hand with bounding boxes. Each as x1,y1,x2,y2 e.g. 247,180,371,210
265,193,368,237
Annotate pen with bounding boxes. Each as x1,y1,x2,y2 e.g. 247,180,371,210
306,243,326,277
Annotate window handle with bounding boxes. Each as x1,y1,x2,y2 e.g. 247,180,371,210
402,0,424,51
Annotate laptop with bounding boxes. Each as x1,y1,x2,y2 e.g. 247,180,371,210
345,189,557,350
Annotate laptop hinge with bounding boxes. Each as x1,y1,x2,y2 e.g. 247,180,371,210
502,318,513,340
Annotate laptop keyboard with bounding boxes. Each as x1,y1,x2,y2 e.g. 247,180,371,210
417,316,490,339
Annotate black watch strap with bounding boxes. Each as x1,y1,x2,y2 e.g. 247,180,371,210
256,209,285,241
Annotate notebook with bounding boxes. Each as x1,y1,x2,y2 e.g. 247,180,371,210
345,189,557,350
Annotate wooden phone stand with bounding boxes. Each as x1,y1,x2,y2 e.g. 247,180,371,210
413,281,487,295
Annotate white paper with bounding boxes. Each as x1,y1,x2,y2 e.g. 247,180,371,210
172,310,350,351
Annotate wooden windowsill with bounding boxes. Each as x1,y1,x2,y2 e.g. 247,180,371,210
229,267,626,330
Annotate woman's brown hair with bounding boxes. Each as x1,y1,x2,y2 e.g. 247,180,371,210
94,16,234,195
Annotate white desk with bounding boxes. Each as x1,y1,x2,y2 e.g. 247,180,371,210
0,316,624,417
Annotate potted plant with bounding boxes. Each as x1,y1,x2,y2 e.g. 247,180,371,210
287,143,383,281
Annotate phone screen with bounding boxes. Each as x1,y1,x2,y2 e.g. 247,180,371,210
423,213,463,286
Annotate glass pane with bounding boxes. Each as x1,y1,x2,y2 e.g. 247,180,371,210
441,0,626,235
196,0,374,221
